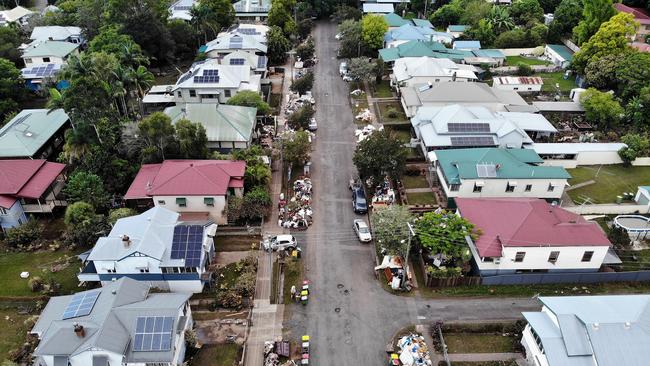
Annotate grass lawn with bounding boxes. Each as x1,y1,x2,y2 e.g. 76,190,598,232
0,308,31,362
351,99,370,123
407,192,437,205
506,56,550,66
372,80,393,98
384,125,411,141
540,71,576,93
215,236,259,252
445,333,517,353
400,175,429,189
617,249,650,271
377,101,407,122
0,250,81,298
422,281,650,297
192,344,242,366
567,165,650,204
282,259,304,304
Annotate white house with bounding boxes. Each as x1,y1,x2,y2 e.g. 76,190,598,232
31,278,193,366
430,148,571,203
171,59,261,104
400,82,531,118
220,50,268,77
29,26,84,44
169,0,197,21
204,32,267,59
363,3,395,13
412,105,556,155
124,159,246,225
456,198,613,276
446,25,469,38
78,206,217,293
233,0,271,20
384,24,454,48
390,57,478,89
164,103,257,150
521,295,650,366
22,40,80,67
0,6,33,27
529,143,627,168
544,44,573,68
492,76,543,92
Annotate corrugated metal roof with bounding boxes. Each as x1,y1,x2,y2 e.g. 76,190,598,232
23,40,79,58
165,102,256,143
0,109,69,158
546,44,573,61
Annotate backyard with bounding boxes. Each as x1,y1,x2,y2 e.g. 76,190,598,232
400,175,429,189
0,307,32,362
371,80,393,98
192,344,242,366
406,192,437,205
539,71,576,93
376,101,408,123
567,165,650,204
384,124,412,141
505,56,550,66
0,249,81,298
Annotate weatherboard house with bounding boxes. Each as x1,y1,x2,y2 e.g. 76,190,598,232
79,206,217,293
31,277,193,366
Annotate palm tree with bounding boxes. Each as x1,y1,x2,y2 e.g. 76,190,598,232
112,65,133,115
190,4,220,45
487,6,515,33
129,65,155,116
245,164,272,188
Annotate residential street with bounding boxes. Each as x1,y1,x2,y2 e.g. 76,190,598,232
284,21,541,365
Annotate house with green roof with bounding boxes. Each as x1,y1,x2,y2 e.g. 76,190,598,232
430,148,570,204
383,13,433,29
378,40,448,62
165,103,257,150
446,25,469,38
0,109,70,159
545,44,574,69
21,40,80,67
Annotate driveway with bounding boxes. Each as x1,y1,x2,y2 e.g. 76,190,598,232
283,21,540,365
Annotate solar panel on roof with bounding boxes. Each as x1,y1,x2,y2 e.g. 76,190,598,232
62,290,100,319
133,316,174,352
450,136,495,146
237,28,259,35
171,224,204,267
230,58,245,65
447,123,490,133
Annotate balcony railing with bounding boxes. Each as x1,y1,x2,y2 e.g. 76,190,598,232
22,200,67,213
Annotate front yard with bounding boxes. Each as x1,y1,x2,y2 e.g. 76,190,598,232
567,165,650,204
444,333,518,353
191,344,242,366
376,101,408,123
400,175,429,189
371,80,393,98
406,192,437,205
505,56,550,66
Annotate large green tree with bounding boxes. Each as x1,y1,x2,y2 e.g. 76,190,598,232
615,52,650,102
572,0,617,45
415,210,476,261
268,0,297,36
338,19,363,58
580,88,624,129
266,26,290,65
64,201,108,246
619,133,650,164
227,90,271,115
0,27,23,66
486,6,515,34
0,58,24,121
63,171,111,209
353,129,408,187
361,14,388,51
571,13,638,74
584,53,628,90
429,2,462,27
278,130,311,167
175,118,208,159
347,57,376,83
138,112,177,161
510,0,544,25
547,0,583,42
370,205,415,258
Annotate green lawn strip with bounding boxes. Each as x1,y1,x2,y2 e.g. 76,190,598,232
0,308,31,362
282,259,304,304
0,250,81,297
540,71,576,92
407,192,437,205
567,166,650,203
215,236,259,252
444,333,517,353
505,56,550,66
400,175,429,189
372,81,393,98
192,344,242,366
617,249,650,271
270,260,279,304
422,281,650,298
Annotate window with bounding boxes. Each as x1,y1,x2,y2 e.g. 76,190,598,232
473,184,482,193
42,57,50,63
0,207,6,215
177,91,182,98
24,58,32,64
450,184,460,192
525,184,532,192
581,251,594,262
176,197,187,207
435,79,440,82
515,252,526,262
157,200,166,205
189,89,196,97
547,183,555,192
224,90,231,97
548,251,560,263
204,197,215,206
505,183,515,192
513,87,519,90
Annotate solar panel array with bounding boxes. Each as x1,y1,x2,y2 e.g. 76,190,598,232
230,36,243,49
447,123,490,133
133,316,174,352
23,64,59,78
450,136,495,147
230,58,246,65
62,291,100,319
476,163,498,178
237,28,259,35
193,69,219,83
171,225,203,267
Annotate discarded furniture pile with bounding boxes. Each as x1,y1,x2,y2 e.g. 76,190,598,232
395,333,432,366
285,91,315,116
278,179,313,230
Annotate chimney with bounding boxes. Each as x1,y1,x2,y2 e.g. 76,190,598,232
73,324,85,338
122,235,131,248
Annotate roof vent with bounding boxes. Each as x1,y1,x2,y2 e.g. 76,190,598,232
624,322,631,329
73,323,85,338
592,323,599,330
25,132,33,137
122,235,131,248
111,289,117,295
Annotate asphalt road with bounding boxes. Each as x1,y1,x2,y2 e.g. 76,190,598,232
284,21,540,365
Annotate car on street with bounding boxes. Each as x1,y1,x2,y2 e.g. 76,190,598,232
263,234,299,252
335,32,342,40
352,186,368,214
339,61,348,77
308,117,317,131
353,219,372,242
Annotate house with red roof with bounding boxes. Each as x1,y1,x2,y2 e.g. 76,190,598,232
124,160,246,225
455,198,617,276
0,159,67,232
614,3,650,42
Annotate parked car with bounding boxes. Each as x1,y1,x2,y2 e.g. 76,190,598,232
308,117,317,131
335,32,342,40
339,61,348,77
263,234,299,252
353,219,372,242
352,186,368,214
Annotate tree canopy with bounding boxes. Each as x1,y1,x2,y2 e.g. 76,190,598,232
416,210,476,260
353,129,408,187
0,58,24,121
227,90,271,115
266,26,290,65
572,0,617,45
370,205,415,258
361,14,388,50
175,118,208,159
63,171,111,209
580,88,624,129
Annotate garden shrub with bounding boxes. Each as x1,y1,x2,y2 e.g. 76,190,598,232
28,277,44,292
5,220,44,248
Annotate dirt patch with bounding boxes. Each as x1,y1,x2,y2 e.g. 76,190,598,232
215,251,251,266
195,318,248,345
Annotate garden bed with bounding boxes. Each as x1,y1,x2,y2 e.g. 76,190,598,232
376,101,407,123
215,235,259,252
384,123,412,141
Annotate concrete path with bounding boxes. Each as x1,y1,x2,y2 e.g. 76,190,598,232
405,187,433,193
566,180,596,191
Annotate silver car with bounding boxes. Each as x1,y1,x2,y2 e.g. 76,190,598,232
353,219,372,243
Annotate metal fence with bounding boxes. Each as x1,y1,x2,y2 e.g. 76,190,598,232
481,270,650,286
